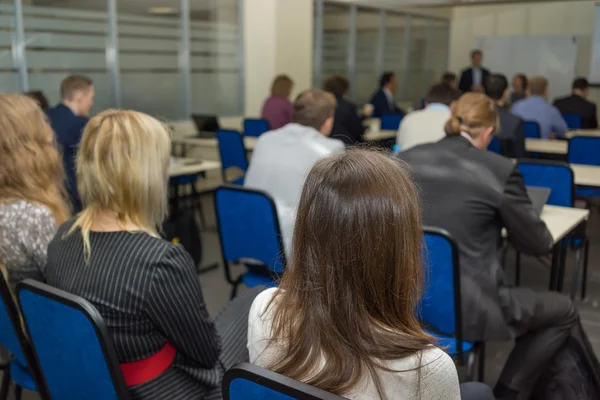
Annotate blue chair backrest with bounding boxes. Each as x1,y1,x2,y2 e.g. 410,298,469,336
215,186,285,275
17,280,130,400
223,363,347,400
380,114,403,131
244,119,270,137
487,136,501,154
420,229,461,340
563,114,582,130
217,129,249,179
568,136,600,166
523,121,541,139
517,161,574,207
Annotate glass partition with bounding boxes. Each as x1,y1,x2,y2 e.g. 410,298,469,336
355,7,380,105
0,1,16,93
406,16,429,105
383,13,406,104
322,3,350,82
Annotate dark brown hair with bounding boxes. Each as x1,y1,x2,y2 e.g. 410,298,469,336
25,90,50,109
441,72,456,85
60,75,93,101
323,75,349,98
265,149,434,398
426,83,455,106
292,89,336,131
445,92,497,139
271,75,294,98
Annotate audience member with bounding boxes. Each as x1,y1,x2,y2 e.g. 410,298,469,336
244,89,344,255
0,94,69,287
248,150,495,399
511,76,567,139
25,90,50,109
369,72,405,117
323,75,372,145
46,75,95,212
45,109,262,399
399,93,592,399
485,73,526,157
396,83,458,151
510,74,528,105
261,75,294,130
458,49,490,93
442,71,458,89
553,77,598,129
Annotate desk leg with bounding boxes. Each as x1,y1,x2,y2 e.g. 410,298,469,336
549,241,562,291
556,239,568,293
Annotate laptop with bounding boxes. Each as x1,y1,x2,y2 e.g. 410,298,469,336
191,114,220,139
526,186,551,217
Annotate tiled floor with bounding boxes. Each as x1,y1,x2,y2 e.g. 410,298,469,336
19,193,600,399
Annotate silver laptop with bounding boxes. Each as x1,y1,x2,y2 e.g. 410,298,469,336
526,186,551,217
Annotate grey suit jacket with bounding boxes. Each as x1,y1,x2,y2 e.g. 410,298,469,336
497,106,526,158
400,136,553,341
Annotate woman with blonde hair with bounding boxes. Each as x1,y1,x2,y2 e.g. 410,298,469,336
261,74,294,129
45,109,262,399
248,149,468,399
0,93,69,287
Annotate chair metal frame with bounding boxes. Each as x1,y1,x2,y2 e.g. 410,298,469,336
16,279,131,400
423,227,485,382
243,118,270,137
216,129,249,185
223,363,348,400
214,185,287,299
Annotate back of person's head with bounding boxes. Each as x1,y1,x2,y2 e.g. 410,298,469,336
528,76,548,97
323,75,349,99
513,74,528,91
445,93,497,148
25,90,50,109
0,93,69,224
426,83,455,106
379,72,395,88
266,149,433,398
60,75,95,116
71,110,171,258
485,74,509,101
572,77,590,93
270,75,294,98
441,72,457,88
292,89,336,134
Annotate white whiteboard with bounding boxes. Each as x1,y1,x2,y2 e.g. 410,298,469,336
588,5,600,84
474,36,578,101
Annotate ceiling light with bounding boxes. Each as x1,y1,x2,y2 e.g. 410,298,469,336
148,7,178,14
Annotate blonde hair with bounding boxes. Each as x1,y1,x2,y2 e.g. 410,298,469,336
528,76,548,96
271,75,294,98
445,92,497,139
0,93,70,224
69,110,171,259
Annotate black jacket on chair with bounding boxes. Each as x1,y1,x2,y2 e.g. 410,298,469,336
458,67,490,93
553,94,598,129
330,97,366,146
400,136,553,341
496,106,526,158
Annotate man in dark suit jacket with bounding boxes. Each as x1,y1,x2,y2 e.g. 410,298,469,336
459,50,490,93
400,116,578,398
368,72,405,117
323,75,372,145
46,75,95,212
553,77,598,129
485,73,526,158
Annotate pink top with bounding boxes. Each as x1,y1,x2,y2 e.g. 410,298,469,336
261,96,293,130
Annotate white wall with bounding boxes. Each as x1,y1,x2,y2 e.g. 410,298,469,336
449,1,599,103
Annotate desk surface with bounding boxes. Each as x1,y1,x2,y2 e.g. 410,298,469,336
570,164,600,188
567,130,600,138
365,129,396,141
525,138,568,154
169,158,221,177
541,205,589,243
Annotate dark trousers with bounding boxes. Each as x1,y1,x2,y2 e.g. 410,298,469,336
495,289,577,399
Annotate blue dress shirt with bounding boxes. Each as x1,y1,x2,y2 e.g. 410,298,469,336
511,96,568,139
472,68,482,86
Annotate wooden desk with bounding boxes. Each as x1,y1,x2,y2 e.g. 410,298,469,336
364,129,396,141
169,159,221,177
567,130,600,138
541,205,589,244
525,138,568,155
570,164,600,188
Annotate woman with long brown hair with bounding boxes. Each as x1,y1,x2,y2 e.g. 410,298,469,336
0,93,69,287
248,149,461,399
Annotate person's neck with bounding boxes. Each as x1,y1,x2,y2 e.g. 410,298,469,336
61,100,80,116
495,99,505,107
573,89,586,98
89,209,142,232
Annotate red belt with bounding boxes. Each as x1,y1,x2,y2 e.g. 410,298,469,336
120,343,176,387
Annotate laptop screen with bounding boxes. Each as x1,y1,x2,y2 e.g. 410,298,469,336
526,186,551,217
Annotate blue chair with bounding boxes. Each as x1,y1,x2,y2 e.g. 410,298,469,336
0,265,49,400
214,185,286,298
568,136,600,198
487,136,501,154
217,129,249,186
16,279,131,400
223,363,346,400
380,114,403,131
563,114,582,130
244,119,270,137
421,228,484,382
523,121,541,139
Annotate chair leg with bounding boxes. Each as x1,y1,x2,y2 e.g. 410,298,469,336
569,247,583,300
0,368,10,400
515,251,521,287
477,343,486,383
582,239,590,300
465,351,476,382
230,282,239,300
13,385,21,400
